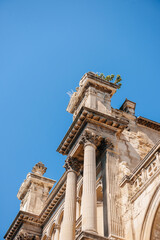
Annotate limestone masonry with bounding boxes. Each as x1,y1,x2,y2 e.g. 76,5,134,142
5,72,160,240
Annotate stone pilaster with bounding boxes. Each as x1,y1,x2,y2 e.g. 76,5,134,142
81,130,102,233
60,157,81,240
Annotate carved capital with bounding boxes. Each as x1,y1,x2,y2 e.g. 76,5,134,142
15,230,40,240
64,157,81,173
80,130,103,147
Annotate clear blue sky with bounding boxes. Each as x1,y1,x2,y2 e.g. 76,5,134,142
0,0,160,238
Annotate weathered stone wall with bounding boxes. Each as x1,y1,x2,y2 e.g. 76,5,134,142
118,120,160,170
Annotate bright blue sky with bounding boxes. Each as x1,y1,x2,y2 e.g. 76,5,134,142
0,0,160,238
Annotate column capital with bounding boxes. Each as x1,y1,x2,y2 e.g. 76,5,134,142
80,130,103,148
64,157,81,173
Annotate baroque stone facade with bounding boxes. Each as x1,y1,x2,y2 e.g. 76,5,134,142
5,72,160,240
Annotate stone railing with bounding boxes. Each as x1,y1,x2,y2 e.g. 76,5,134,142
133,156,158,189
120,140,160,201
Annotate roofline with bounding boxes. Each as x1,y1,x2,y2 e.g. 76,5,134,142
137,116,160,131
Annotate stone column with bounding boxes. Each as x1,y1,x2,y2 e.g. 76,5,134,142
54,224,60,240
60,157,81,240
81,131,101,233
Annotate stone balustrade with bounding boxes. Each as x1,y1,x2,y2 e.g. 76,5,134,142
132,153,160,196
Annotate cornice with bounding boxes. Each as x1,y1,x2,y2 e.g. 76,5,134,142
4,211,40,240
57,106,129,155
137,116,160,132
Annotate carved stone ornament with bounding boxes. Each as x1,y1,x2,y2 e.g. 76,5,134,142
32,162,47,176
80,130,103,147
64,157,81,173
15,231,40,240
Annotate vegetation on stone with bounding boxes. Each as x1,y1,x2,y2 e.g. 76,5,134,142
96,73,122,89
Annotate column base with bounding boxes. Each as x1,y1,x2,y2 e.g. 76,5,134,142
76,231,109,240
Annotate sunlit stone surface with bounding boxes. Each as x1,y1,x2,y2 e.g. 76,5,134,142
5,72,160,240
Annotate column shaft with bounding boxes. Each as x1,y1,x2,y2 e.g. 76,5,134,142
60,170,77,240
82,142,97,232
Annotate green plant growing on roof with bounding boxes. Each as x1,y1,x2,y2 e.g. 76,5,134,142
96,73,122,89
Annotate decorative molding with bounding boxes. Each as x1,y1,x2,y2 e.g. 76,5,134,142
57,106,128,155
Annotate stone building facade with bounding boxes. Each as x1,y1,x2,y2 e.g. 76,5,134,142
5,72,160,240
